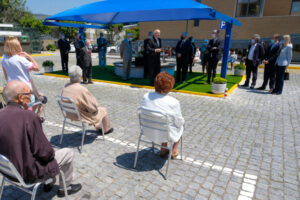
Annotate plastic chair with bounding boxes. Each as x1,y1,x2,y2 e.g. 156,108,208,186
133,107,183,179
0,154,68,200
56,96,104,153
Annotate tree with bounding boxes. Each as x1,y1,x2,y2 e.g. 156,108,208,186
107,24,123,45
125,26,139,41
19,12,54,34
0,0,27,23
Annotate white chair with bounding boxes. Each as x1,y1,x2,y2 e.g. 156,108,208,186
0,154,68,200
133,107,183,179
56,96,104,153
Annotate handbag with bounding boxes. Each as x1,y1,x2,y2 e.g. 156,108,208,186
284,71,289,80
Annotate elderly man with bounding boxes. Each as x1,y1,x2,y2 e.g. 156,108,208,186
146,29,162,85
80,39,93,84
120,33,133,81
62,65,113,135
206,30,221,84
0,80,81,198
242,34,265,88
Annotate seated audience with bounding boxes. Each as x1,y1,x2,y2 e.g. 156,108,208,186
140,71,185,159
62,65,113,135
0,80,81,197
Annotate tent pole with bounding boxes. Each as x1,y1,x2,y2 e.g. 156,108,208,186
220,22,233,78
186,20,189,35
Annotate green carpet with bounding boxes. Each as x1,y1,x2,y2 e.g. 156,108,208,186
49,65,243,94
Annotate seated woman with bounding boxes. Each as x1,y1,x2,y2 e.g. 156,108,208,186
62,65,113,135
140,71,184,159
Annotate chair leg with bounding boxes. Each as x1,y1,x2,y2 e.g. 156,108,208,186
0,177,6,198
151,142,154,153
133,134,142,168
31,183,41,200
60,119,66,144
165,142,173,179
80,124,86,153
101,121,105,141
180,136,183,160
59,170,69,200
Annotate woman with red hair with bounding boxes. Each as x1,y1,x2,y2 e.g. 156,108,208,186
140,71,185,159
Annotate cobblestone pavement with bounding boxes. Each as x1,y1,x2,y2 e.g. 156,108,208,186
0,54,300,200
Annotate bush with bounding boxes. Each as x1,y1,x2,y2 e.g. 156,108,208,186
234,63,246,70
42,60,54,67
46,44,56,51
213,77,227,84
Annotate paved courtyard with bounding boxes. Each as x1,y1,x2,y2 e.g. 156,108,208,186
0,53,300,200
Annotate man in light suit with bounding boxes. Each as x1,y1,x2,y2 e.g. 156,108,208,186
257,34,281,92
120,33,133,81
146,29,162,85
242,34,265,88
80,39,93,84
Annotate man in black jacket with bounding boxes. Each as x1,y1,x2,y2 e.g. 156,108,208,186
146,29,162,85
242,34,265,88
74,33,85,68
175,32,191,83
257,34,281,92
58,33,70,73
206,30,221,84
143,31,153,78
188,36,196,73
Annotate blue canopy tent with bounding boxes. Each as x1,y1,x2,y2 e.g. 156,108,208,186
43,0,241,78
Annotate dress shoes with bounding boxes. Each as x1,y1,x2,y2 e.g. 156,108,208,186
88,81,94,84
240,84,249,87
250,86,254,89
104,128,114,135
57,183,82,198
256,87,265,90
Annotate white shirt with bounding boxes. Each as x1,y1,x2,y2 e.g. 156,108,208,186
248,44,256,60
140,92,185,142
1,54,33,89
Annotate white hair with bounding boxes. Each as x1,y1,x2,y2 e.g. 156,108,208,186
3,80,25,102
68,65,82,83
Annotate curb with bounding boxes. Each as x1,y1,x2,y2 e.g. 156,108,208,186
0,53,54,59
43,73,244,98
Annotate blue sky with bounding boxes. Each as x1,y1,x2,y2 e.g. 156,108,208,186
26,0,100,15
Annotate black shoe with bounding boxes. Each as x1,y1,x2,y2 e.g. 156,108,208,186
240,84,249,87
97,129,103,135
88,81,94,84
256,87,265,90
271,90,278,94
57,184,82,198
43,177,56,192
250,86,254,89
104,128,114,135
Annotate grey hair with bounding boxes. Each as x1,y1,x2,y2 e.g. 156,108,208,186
254,34,261,41
3,80,24,102
68,65,82,83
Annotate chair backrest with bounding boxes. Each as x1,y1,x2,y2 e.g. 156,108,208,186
138,107,170,144
56,96,82,122
0,154,27,186
0,87,7,108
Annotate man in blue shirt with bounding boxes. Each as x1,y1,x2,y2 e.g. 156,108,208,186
97,32,108,68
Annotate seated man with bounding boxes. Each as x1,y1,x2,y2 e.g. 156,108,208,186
140,72,185,159
62,65,113,135
0,80,81,198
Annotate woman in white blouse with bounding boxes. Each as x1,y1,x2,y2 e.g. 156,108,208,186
140,71,184,159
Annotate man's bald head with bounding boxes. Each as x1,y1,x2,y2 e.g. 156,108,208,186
3,80,30,102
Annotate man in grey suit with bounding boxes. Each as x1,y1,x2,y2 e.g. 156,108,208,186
120,33,133,81
80,39,93,84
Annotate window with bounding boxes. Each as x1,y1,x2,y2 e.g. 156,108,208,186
236,0,263,17
194,20,199,27
291,0,300,16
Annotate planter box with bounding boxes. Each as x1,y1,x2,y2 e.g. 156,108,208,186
234,69,245,76
212,83,227,94
44,66,53,73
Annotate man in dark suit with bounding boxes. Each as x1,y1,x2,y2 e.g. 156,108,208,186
206,30,221,84
143,31,153,78
257,34,281,92
188,36,196,73
74,33,85,68
80,39,93,84
58,33,70,73
242,34,265,88
146,29,162,85
175,32,191,83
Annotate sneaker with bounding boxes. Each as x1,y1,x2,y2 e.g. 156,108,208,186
57,183,82,198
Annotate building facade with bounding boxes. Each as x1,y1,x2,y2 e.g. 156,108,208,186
139,0,300,41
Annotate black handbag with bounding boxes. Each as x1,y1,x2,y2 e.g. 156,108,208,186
284,71,289,80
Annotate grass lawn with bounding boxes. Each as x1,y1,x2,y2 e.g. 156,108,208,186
49,65,243,94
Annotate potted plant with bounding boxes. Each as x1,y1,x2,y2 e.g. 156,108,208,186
212,77,227,94
42,60,54,73
234,63,246,76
